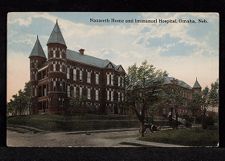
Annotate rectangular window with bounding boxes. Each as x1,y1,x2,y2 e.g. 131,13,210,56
118,92,120,102
53,64,56,72
122,92,124,101
107,90,110,100
44,87,47,96
118,76,120,86
79,86,82,98
87,88,91,100
73,69,76,81
53,50,56,58
111,75,114,85
121,77,124,87
60,65,62,72
87,72,91,83
80,70,83,81
70,87,73,97
95,73,99,85
60,82,63,91
95,90,99,101
67,67,70,79
34,87,37,96
67,85,70,97
111,91,114,101
74,86,76,98
59,51,62,58
53,81,56,91
35,73,37,80
107,74,110,85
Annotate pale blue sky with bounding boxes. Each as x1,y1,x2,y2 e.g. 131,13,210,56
7,12,219,101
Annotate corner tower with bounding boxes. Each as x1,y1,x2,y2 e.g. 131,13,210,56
47,20,67,113
29,36,47,114
192,77,202,94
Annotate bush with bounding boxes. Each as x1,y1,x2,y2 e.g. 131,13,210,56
7,114,140,131
202,116,215,129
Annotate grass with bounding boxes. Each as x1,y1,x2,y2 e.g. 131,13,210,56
139,127,219,146
7,114,139,131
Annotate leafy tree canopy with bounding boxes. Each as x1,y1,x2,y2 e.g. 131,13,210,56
125,60,167,136
7,82,32,116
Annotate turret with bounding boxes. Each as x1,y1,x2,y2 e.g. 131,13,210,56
29,35,47,113
192,77,202,93
47,20,67,113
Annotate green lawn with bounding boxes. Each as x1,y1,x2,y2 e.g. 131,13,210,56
7,114,139,131
139,127,218,146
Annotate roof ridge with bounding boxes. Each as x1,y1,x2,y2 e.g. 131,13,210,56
66,49,121,70
67,49,106,62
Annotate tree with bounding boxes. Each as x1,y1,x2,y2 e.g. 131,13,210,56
188,92,202,123
208,80,219,108
125,60,167,137
68,96,88,115
7,82,32,116
201,87,210,129
188,82,218,129
161,83,187,129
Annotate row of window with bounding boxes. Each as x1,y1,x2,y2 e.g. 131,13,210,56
48,47,65,59
67,68,100,85
106,73,124,87
106,90,124,102
49,47,65,52
67,86,99,101
33,84,125,103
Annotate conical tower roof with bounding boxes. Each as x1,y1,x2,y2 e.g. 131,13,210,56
193,77,201,89
47,20,66,46
29,36,46,58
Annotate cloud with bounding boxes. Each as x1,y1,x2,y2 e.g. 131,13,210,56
7,12,219,102
8,13,33,26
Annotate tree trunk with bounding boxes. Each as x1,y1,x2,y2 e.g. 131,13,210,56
175,109,178,129
202,107,207,129
140,121,145,137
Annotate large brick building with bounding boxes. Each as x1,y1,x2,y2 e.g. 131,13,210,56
160,76,202,117
29,21,126,114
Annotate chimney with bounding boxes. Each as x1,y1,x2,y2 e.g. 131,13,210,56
79,48,85,55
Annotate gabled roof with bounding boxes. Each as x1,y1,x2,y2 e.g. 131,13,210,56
66,49,123,71
164,76,192,89
47,20,66,46
29,36,46,58
116,65,125,72
193,78,201,89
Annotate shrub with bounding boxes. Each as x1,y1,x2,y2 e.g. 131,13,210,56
202,116,215,129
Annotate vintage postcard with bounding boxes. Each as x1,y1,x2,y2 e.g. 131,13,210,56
7,12,219,147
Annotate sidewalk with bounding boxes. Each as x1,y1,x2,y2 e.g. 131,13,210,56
7,125,47,133
121,138,189,147
66,128,139,135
